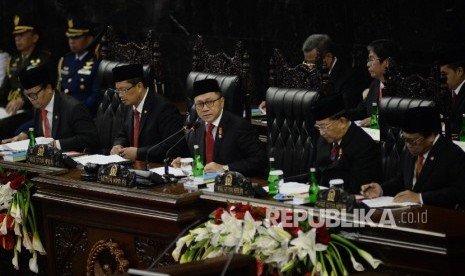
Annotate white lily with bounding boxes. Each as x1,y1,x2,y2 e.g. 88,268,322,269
10,200,22,224
351,255,365,271
29,251,38,273
289,228,317,264
0,215,7,234
358,249,382,269
15,237,22,252
32,231,46,255
22,227,33,251
172,233,194,261
14,221,21,236
242,211,261,243
12,248,19,270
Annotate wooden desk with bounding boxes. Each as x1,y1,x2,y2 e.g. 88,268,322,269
32,169,209,276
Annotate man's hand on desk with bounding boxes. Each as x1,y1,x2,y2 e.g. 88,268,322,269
171,157,181,168
394,190,421,204
6,98,24,114
110,145,137,160
204,162,226,173
361,183,383,198
258,101,266,115
1,132,28,144
359,117,371,127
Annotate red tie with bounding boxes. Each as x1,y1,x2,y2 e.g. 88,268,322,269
379,86,383,102
133,109,140,147
205,123,215,164
41,109,50,138
416,155,424,177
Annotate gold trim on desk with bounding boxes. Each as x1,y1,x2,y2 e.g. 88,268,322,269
0,160,68,175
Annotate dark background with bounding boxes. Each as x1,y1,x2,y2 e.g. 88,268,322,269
1,0,464,103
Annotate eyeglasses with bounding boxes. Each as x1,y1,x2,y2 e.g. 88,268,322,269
302,60,315,68
23,87,45,101
314,121,335,132
400,133,424,146
194,97,222,109
367,57,381,63
114,84,135,94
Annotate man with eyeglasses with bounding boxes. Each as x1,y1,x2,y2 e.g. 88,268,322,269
110,64,187,162
1,65,98,152
172,79,267,177
349,39,402,126
361,106,465,209
312,94,381,194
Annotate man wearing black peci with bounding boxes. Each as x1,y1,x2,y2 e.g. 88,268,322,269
172,79,267,177
110,64,188,162
1,65,98,152
361,106,465,209
312,93,381,194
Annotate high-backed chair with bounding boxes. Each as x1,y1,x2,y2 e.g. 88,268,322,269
266,87,319,178
378,97,435,181
185,36,253,120
95,26,161,154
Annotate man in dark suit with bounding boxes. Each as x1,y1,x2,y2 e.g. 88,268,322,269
0,13,52,140
57,16,100,115
174,79,267,177
259,34,368,113
439,50,465,137
110,64,187,162
1,65,98,152
361,106,465,209
312,94,381,194
349,39,402,125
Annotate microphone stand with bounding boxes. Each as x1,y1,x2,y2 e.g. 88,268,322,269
145,127,187,171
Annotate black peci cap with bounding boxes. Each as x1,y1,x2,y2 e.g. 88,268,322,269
18,66,52,90
192,79,221,98
402,106,441,134
311,93,346,121
112,64,144,82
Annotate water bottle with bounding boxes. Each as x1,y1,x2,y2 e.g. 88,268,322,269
268,170,283,196
308,168,320,204
370,103,379,129
192,145,204,177
28,128,36,153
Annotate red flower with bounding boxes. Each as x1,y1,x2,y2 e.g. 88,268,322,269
213,208,224,224
256,258,263,276
9,175,25,190
316,223,330,245
0,233,15,251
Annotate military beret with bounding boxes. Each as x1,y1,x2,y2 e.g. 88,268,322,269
12,13,37,35
65,16,94,38
192,79,221,98
112,64,144,82
402,106,441,134
18,66,52,90
311,93,346,121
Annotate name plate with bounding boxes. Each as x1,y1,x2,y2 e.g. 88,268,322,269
214,171,255,197
26,144,64,167
97,163,136,187
315,187,355,211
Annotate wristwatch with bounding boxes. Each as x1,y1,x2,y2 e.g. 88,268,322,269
223,165,229,172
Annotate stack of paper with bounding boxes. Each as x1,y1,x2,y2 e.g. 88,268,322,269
0,137,54,151
362,196,418,208
73,154,130,165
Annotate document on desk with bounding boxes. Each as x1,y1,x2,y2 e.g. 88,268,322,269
150,166,185,177
362,196,418,208
0,107,24,119
0,137,54,151
73,154,129,165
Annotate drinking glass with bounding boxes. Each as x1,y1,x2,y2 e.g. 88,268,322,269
180,158,194,182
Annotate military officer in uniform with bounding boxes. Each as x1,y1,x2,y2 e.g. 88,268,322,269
0,13,51,140
57,16,100,115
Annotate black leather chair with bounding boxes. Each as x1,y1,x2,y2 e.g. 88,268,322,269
266,87,319,178
378,97,435,181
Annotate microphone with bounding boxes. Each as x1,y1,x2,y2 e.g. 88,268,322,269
163,121,201,179
145,121,200,170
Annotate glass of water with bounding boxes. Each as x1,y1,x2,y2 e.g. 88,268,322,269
180,158,194,182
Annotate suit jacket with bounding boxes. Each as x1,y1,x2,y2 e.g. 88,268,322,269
58,52,100,115
382,136,465,208
187,110,267,177
349,79,380,120
113,90,188,162
316,123,381,194
34,91,99,152
330,60,364,109
449,84,465,135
